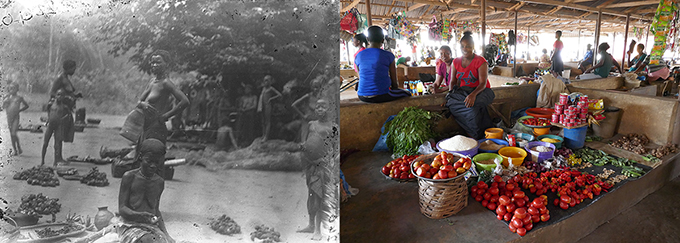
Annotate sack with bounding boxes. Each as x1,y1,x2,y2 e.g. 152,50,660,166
340,10,358,33
536,74,568,108
373,115,396,152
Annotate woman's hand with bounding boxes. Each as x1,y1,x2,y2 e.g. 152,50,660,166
137,101,150,110
464,94,476,108
136,211,157,224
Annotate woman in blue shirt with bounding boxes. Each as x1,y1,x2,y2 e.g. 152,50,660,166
355,26,411,103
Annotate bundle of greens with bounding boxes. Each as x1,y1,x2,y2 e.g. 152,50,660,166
384,107,441,157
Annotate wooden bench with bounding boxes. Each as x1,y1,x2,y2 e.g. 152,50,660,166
419,98,513,127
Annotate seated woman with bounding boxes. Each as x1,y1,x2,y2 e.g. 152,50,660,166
354,26,411,103
429,45,453,94
396,56,411,68
632,54,671,83
538,49,551,70
445,31,495,139
578,44,594,72
628,44,647,72
578,43,623,80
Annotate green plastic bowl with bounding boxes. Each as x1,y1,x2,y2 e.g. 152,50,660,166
537,134,564,149
473,153,503,173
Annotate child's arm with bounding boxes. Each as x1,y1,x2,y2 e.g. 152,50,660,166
267,87,283,102
19,97,29,112
291,94,310,119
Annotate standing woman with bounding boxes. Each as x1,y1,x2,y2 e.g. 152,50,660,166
41,60,81,166
352,33,368,77
135,50,190,144
429,45,453,94
445,31,495,139
551,30,564,76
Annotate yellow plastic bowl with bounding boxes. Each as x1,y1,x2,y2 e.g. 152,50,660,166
485,128,504,139
498,147,528,168
533,127,551,137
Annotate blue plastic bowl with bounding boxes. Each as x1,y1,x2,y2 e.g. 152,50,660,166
477,139,510,153
437,138,480,157
524,141,556,162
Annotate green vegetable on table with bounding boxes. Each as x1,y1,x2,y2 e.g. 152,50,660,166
384,107,441,157
622,166,645,178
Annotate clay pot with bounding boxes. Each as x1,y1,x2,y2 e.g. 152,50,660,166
94,206,114,230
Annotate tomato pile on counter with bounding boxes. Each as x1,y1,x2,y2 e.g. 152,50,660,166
471,176,551,237
412,152,472,180
381,155,419,180
522,118,550,126
514,169,613,210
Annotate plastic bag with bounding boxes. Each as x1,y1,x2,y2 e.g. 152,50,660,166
418,140,437,155
372,115,396,152
492,157,503,175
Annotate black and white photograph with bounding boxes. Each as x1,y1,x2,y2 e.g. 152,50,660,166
0,0,340,242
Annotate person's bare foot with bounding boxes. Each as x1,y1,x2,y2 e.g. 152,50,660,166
311,233,323,241
296,225,314,233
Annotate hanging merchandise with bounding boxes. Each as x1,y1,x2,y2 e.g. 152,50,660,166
649,0,679,65
529,35,540,46
490,33,509,54
667,8,679,52
633,26,646,41
442,18,452,41
517,33,527,45
393,12,420,39
428,15,443,41
340,8,359,33
356,13,369,34
508,30,516,45
452,21,480,35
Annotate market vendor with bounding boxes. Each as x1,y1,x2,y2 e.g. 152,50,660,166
429,45,453,94
396,56,411,68
578,44,594,72
578,43,623,80
628,44,647,72
352,33,368,77
632,54,671,83
354,26,411,103
445,31,495,139
550,30,564,76
118,138,174,243
538,49,551,70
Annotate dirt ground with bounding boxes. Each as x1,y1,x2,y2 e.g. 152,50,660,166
0,111,336,243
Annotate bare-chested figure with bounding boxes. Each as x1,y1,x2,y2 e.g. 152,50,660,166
136,50,190,144
2,83,29,155
118,138,173,243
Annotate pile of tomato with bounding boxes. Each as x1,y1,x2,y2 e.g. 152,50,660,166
513,169,613,210
522,118,550,126
381,155,419,180
471,176,550,237
412,152,472,180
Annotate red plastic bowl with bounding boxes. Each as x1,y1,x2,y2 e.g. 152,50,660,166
526,108,555,119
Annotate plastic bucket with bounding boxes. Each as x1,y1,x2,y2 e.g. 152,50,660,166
525,141,556,162
537,134,564,149
563,126,588,149
533,127,551,137
473,153,503,173
485,128,504,139
592,107,621,139
477,139,510,153
498,147,528,168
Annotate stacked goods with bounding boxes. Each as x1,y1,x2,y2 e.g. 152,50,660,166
552,93,589,127
209,215,241,235
381,155,418,180
610,133,650,154
19,193,61,217
80,167,109,187
412,152,472,180
250,225,281,243
648,0,678,65
471,176,551,237
13,167,60,187
648,143,678,158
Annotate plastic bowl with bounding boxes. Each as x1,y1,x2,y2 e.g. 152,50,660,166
437,138,480,157
533,127,551,137
485,128,504,139
477,139,510,153
526,108,555,119
516,116,535,134
473,153,503,173
498,147,528,167
525,141,556,162
537,134,564,149
509,133,535,147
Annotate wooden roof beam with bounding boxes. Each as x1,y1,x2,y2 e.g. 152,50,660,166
341,0,361,12
406,3,427,12
604,0,659,8
419,5,434,18
517,0,648,20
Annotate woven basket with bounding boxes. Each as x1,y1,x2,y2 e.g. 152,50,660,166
413,153,470,219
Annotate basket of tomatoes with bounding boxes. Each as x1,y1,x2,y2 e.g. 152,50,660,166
410,152,476,219
380,155,419,182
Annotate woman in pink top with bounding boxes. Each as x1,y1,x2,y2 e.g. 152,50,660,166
444,31,496,139
352,34,368,76
551,30,564,75
429,45,453,94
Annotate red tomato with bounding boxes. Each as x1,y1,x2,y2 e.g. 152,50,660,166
477,181,487,189
496,205,507,215
517,227,527,237
482,200,489,208
514,208,527,219
504,213,512,221
399,165,409,173
498,196,511,206
522,215,532,226
494,175,503,183
381,167,390,175
483,193,492,201
509,223,517,233
491,182,498,188
531,199,543,209
490,195,500,203
489,187,500,196
487,203,497,211
540,214,550,222
448,170,458,178
506,183,516,191
453,161,463,169
511,218,524,229
506,204,517,213
560,195,571,204
525,222,533,231
559,201,569,210
539,207,549,215
438,170,448,179
529,187,537,194
475,195,483,202
514,191,526,199
528,207,540,216
531,215,540,223
515,198,526,208
569,199,577,207
420,163,431,170
429,168,439,175
433,174,441,180
471,186,479,194
416,167,426,177
499,181,506,189
400,173,409,179
440,165,453,172
554,198,560,206
424,172,432,179
408,174,415,179
497,214,504,220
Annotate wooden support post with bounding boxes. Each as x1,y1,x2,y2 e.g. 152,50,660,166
366,0,373,26
527,26,531,60
481,0,486,52
594,10,602,64
622,13,630,68
346,40,352,65
577,29,581,59
514,11,518,77
645,24,650,48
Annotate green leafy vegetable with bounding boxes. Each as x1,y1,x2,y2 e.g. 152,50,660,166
384,107,441,157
